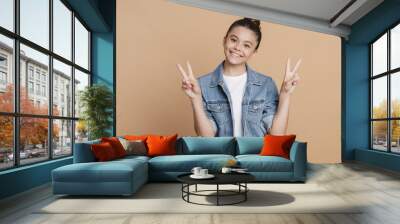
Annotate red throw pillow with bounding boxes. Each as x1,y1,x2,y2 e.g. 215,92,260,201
259,134,296,159
146,134,178,157
91,142,117,161
101,137,127,158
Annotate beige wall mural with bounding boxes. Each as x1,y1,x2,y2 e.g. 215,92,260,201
116,0,341,163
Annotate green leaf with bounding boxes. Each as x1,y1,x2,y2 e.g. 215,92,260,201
79,84,113,140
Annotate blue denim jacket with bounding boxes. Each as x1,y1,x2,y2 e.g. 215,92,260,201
198,62,279,137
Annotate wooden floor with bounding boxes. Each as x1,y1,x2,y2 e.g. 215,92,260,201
1,162,400,224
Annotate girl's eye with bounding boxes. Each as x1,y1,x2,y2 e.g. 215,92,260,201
230,38,236,42
245,45,250,48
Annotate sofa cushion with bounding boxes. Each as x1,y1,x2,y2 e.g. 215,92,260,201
235,137,263,155
101,137,127,158
148,154,235,172
147,134,178,157
236,155,293,172
119,138,147,156
91,142,118,161
52,159,147,183
180,137,235,155
115,155,150,163
260,134,296,159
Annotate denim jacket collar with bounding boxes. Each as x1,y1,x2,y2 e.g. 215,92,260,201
209,61,263,87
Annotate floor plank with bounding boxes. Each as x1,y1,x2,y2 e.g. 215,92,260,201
1,162,400,224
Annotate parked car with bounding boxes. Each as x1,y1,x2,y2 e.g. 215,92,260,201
8,150,32,160
54,149,62,156
7,153,13,161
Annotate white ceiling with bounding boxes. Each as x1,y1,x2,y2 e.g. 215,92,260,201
170,0,384,38
227,0,353,22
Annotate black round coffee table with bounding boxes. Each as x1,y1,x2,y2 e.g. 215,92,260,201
177,172,255,206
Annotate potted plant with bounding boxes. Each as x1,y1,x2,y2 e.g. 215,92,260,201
79,84,113,140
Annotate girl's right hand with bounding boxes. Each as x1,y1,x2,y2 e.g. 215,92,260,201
177,61,202,100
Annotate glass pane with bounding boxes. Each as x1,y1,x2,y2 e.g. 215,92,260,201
0,0,14,31
372,33,387,76
392,24,400,70
0,116,13,170
74,69,89,118
0,34,14,112
20,0,49,49
74,17,89,70
53,119,72,157
20,117,49,165
372,121,387,151
372,77,387,119
53,0,72,60
20,44,49,115
391,120,400,153
391,72,400,118
75,120,88,143
53,59,72,117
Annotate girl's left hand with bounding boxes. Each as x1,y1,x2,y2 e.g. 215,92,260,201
281,58,302,95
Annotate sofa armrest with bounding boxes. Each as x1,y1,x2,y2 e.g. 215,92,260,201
289,141,307,181
73,141,99,163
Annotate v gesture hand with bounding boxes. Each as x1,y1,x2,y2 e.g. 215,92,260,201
177,61,202,100
281,58,302,95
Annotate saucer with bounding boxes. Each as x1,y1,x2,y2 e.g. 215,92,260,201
190,174,215,179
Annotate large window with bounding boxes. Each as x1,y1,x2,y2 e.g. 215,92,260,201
0,0,91,171
371,23,400,154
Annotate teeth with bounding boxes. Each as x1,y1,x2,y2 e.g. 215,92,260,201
231,52,241,57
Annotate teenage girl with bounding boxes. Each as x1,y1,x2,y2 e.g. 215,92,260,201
177,18,301,137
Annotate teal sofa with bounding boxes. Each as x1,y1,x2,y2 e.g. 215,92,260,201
52,137,307,196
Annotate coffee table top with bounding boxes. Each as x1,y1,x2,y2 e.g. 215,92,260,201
177,172,255,185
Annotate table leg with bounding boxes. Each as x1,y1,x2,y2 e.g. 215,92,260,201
188,184,190,202
181,184,183,199
245,183,247,201
217,184,219,206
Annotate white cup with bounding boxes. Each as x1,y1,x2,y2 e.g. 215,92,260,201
221,167,232,174
200,169,208,176
191,167,202,176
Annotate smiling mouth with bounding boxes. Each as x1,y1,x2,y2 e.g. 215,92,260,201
229,50,242,57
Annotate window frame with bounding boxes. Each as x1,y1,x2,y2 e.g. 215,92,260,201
370,21,400,154
0,0,92,171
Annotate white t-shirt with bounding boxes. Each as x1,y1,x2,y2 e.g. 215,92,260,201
223,72,247,137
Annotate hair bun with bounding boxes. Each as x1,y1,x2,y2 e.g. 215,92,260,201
244,17,260,27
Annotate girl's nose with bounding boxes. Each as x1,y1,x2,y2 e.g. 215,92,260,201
234,43,241,51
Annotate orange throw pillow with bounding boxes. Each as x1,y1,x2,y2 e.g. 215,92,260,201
101,137,127,158
146,134,178,157
91,142,117,161
259,134,296,159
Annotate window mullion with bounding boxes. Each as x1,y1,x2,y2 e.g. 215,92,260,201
49,0,54,160
388,30,391,153
370,45,373,149
71,10,76,155
13,0,20,167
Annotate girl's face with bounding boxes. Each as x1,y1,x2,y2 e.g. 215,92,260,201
223,26,258,66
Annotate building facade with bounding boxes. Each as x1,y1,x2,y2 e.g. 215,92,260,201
0,41,80,153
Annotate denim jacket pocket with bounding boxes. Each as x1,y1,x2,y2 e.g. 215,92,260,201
246,100,264,123
207,103,230,124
